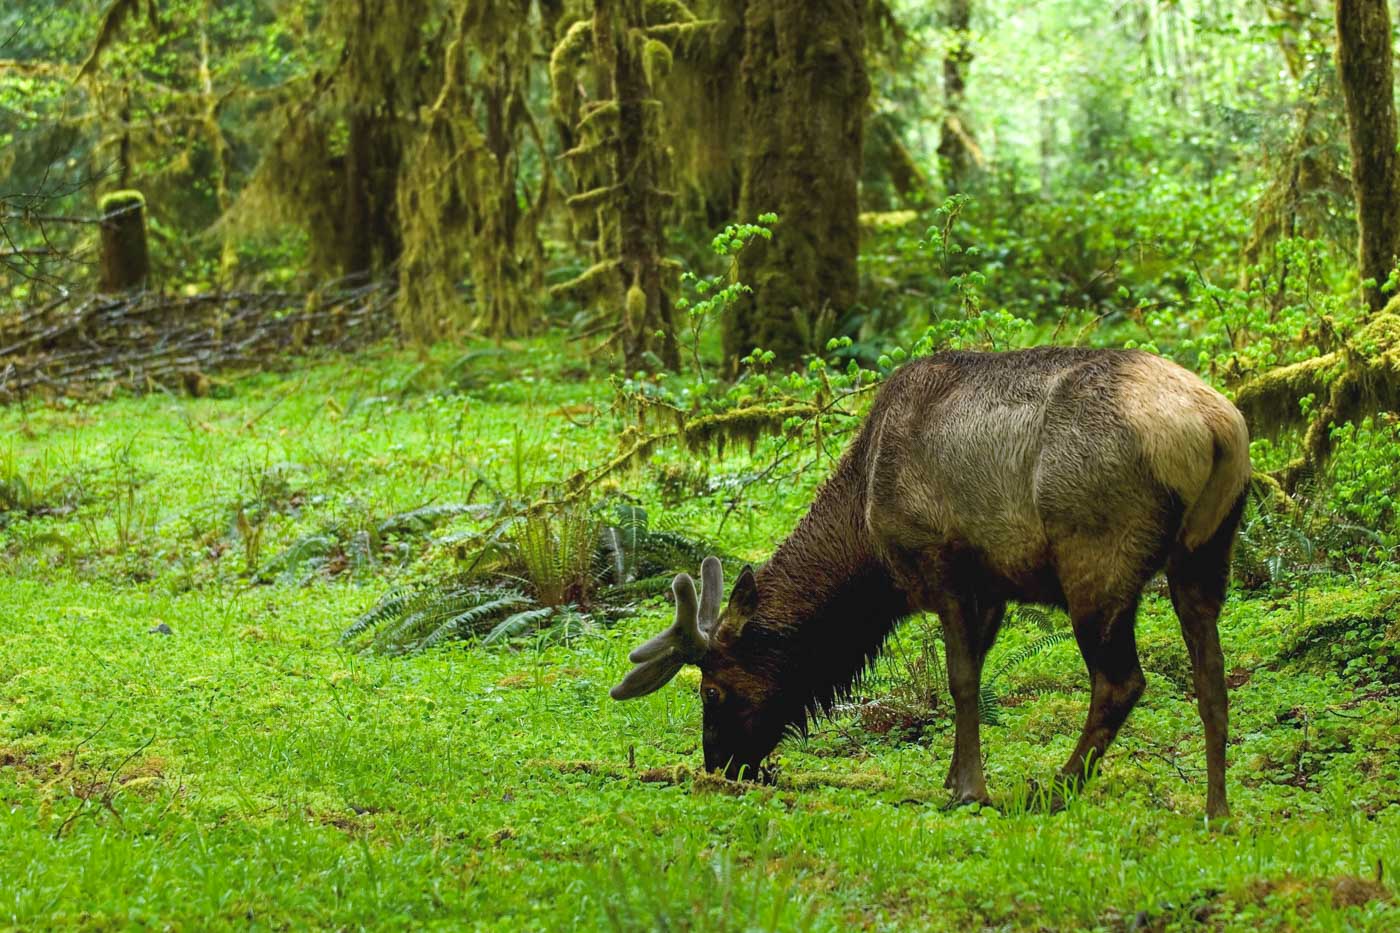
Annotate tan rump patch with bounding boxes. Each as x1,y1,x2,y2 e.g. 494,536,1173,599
1116,353,1251,547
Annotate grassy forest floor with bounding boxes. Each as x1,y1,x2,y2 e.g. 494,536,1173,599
1,340,1398,931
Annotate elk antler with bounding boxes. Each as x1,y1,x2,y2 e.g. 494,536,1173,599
697,555,723,637
609,558,723,700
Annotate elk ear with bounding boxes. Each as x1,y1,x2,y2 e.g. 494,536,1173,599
729,564,759,616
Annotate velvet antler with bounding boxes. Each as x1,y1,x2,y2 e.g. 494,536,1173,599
610,558,724,700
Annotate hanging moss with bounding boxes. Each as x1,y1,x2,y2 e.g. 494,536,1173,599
226,99,348,276
649,7,742,225
625,283,648,331
396,0,548,341
549,19,595,122
642,38,674,84
549,0,692,370
227,0,435,280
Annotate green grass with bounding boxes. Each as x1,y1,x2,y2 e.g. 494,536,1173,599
1,339,1398,930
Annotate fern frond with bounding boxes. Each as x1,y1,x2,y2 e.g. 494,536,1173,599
388,589,528,649
482,607,557,646
1011,605,1059,633
988,632,1076,683
419,592,534,649
378,502,493,536
978,685,1002,726
597,573,675,601
342,585,421,642
259,534,335,581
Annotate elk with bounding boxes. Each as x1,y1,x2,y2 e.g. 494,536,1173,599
611,348,1251,817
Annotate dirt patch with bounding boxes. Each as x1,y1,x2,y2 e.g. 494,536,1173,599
2,747,169,800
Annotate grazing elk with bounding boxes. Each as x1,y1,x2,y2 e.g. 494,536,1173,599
612,348,1251,817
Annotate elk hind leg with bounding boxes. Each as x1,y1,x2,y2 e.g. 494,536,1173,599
1051,597,1146,807
1167,495,1244,819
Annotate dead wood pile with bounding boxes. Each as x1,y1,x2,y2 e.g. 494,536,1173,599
0,280,396,401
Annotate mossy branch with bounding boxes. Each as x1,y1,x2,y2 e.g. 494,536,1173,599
562,139,619,163
644,20,724,54
565,185,622,211
78,0,159,79
1235,309,1400,489
550,259,623,302
1235,353,1346,436
557,403,821,502
643,0,698,24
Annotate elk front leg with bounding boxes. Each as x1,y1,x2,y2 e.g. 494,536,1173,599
942,600,1005,791
939,597,1003,807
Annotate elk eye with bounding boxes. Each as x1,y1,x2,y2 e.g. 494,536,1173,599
703,687,721,705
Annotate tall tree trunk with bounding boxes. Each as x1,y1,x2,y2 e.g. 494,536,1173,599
1335,0,1400,312
342,108,402,279
343,110,376,277
937,0,980,192
726,0,869,368
593,0,680,371
198,11,236,279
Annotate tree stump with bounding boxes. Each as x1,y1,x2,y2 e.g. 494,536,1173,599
99,190,149,293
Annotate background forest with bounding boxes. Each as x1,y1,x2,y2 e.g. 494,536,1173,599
2,1,1400,930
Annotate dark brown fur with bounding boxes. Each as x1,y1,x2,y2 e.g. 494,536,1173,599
695,348,1249,815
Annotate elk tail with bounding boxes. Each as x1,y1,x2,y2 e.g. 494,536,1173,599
1180,401,1252,551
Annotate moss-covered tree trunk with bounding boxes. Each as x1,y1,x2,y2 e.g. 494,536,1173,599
726,0,869,368
1335,0,1400,311
343,108,403,278
98,190,149,292
937,0,979,192
587,0,680,371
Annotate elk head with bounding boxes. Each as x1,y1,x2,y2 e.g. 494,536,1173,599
610,556,787,781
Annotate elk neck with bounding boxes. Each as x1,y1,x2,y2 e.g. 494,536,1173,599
748,444,912,720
